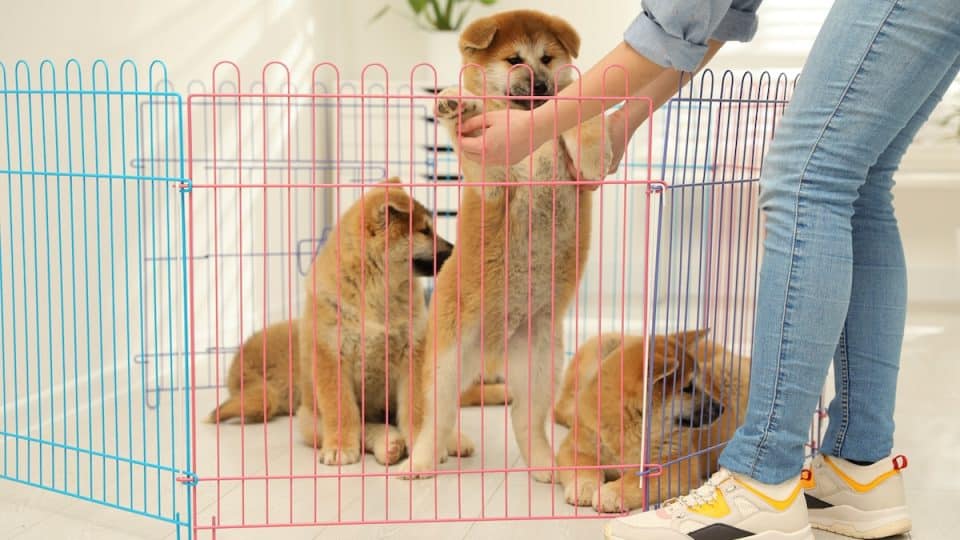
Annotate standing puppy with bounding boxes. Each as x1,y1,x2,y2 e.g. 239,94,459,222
400,10,612,481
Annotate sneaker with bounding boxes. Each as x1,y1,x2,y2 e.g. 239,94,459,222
803,454,912,538
603,468,815,540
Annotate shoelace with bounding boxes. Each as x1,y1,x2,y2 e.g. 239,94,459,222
663,469,732,517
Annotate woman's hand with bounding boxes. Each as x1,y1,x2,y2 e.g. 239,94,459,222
456,110,544,166
456,106,637,190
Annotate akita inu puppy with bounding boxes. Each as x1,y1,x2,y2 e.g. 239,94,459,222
297,179,474,465
553,330,751,512
400,10,613,481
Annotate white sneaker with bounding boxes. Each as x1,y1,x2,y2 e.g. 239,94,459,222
803,454,912,539
603,468,815,540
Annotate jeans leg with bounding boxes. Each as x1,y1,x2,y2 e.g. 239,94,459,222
718,0,960,483
824,53,960,463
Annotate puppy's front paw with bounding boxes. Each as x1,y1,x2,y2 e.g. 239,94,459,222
372,436,407,466
566,118,616,182
593,482,630,514
436,97,463,119
531,468,554,483
528,451,556,483
577,140,614,183
564,478,599,506
446,431,475,457
435,88,479,120
320,445,361,466
393,458,436,480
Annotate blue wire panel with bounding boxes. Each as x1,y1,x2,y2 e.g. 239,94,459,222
0,60,192,536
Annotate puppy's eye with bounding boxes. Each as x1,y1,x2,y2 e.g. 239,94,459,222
540,55,553,64
681,382,696,394
506,56,524,65
420,227,432,236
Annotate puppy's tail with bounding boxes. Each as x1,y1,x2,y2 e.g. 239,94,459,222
459,379,511,407
207,383,274,424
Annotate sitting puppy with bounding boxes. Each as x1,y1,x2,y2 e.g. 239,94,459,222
297,178,474,466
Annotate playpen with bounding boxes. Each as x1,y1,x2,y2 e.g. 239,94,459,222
0,59,822,538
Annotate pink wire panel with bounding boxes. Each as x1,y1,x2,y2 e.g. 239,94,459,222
182,62,794,534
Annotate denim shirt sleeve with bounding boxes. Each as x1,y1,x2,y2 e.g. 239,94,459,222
623,0,762,71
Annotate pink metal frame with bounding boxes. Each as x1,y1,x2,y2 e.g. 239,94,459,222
182,61,793,535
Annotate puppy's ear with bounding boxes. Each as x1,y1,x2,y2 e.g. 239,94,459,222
665,328,710,362
649,342,681,385
369,188,412,232
547,16,580,59
650,329,709,383
460,17,498,53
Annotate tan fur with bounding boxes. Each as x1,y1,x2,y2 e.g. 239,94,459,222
400,10,612,482
207,320,300,424
458,364,511,407
553,330,751,513
296,179,474,466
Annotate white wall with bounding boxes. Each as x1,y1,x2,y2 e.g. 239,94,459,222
0,0,322,87
2,0,957,316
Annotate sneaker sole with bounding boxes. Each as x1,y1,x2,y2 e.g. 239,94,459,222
604,525,815,540
809,505,911,539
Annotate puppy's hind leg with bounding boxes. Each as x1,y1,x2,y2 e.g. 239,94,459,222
399,339,479,478
505,326,564,483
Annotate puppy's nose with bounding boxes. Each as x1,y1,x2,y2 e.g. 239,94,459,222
707,402,725,422
533,81,550,96
435,244,453,269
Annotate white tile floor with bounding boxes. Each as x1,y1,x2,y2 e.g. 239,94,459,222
2,303,957,539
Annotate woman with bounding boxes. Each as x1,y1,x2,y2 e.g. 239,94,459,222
457,1,960,538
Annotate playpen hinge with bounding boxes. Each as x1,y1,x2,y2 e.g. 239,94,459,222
176,471,199,487
177,180,193,193
635,463,664,479
647,181,667,194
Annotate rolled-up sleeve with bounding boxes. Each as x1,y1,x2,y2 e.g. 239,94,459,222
623,0,762,72
712,0,762,42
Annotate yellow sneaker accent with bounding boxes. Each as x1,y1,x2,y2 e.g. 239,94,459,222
687,488,731,518
823,456,900,493
735,476,803,512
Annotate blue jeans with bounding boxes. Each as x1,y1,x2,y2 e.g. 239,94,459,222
718,0,960,484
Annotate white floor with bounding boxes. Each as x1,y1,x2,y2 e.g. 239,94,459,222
2,303,958,540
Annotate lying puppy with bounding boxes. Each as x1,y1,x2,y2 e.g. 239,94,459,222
553,330,750,512
297,179,476,466
401,10,612,481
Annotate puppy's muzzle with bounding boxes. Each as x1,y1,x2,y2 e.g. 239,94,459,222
677,397,725,429
412,236,454,276
510,79,553,110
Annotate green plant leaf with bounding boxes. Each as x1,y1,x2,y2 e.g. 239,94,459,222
478,0,498,5
408,0,428,14
430,0,449,29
